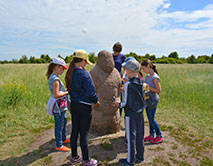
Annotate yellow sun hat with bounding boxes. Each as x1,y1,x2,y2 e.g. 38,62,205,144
73,49,92,65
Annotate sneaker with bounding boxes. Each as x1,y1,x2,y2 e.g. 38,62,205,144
135,157,144,164
55,145,70,152
119,158,134,166
70,155,82,165
82,159,98,166
63,139,70,144
151,136,164,144
144,135,154,142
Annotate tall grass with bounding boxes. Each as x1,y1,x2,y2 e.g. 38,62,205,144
0,64,212,158
0,64,94,147
156,64,213,137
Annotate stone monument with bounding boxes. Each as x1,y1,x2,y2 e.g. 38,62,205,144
90,50,121,135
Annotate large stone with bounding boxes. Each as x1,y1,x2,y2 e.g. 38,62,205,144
90,50,121,135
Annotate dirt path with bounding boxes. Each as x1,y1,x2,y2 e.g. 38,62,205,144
0,122,212,166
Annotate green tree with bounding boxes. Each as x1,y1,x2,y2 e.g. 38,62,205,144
150,55,156,60
44,54,51,62
29,56,36,63
144,53,151,59
168,51,179,59
19,55,29,63
64,55,73,63
88,52,97,63
186,55,197,64
125,52,144,63
197,55,210,63
208,54,213,64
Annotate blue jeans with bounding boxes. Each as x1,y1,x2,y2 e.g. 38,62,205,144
146,107,162,138
54,111,67,148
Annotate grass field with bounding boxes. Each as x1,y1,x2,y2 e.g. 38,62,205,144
0,64,213,159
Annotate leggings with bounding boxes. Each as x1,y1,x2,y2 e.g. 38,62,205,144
70,100,92,161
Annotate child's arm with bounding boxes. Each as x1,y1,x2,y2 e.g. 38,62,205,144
53,80,69,98
119,82,129,108
149,78,161,94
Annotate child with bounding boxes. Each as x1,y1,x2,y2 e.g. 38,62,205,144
46,57,70,152
65,50,100,166
112,42,126,77
115,60,146,165
121,56,143,83
113,42,126,116
141,59,163,144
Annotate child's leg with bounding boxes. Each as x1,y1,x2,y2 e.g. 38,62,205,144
146,108,155,137
78,103,92,161
70,101,80,157
147,107,162,137
136,112,144,161
54,112,63,148
62,111,67,142
125,115,136,163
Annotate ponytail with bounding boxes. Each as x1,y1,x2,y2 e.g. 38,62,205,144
152,64,159,75
141,59,159,75
65,57,83,92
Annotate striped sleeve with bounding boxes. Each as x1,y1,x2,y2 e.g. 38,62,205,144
120,81,130,108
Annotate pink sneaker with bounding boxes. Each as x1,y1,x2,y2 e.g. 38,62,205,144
144,135,154,142
82,159,98,166
70,155,82,165
151,136,164,144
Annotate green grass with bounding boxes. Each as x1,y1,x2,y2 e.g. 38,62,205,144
0,64,213,159
156,64,213,137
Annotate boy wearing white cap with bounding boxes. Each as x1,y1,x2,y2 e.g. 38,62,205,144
115,60,146,165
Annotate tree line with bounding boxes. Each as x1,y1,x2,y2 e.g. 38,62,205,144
1,51,213,64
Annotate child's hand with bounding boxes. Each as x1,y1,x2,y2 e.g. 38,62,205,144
120,86,124,93
143,83,149,91
114,100,120,107
94,101,100,108
113,97,120,107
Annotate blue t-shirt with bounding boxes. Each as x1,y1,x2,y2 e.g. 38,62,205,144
113,53,125,77
145,73,160,110
145,73,160,89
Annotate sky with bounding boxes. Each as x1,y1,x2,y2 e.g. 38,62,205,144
0,0,213,60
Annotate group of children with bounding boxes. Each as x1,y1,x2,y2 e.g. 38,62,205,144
46,42,163,166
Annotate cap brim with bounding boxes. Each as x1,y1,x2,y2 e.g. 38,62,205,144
62,65,68,69
86,59,92,65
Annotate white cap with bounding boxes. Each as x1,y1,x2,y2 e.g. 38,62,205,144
51,57,68,69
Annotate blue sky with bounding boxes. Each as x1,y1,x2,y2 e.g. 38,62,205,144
0,0,213,60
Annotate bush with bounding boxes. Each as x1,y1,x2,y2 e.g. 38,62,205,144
0,82,26,108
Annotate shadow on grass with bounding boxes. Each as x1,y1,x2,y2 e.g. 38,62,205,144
60,134,127,166
0,124,73,166
0,139,57,166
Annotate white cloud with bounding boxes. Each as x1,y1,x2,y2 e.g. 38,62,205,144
0,0,213,60
162,3,171,9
